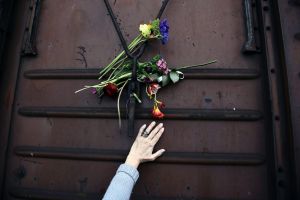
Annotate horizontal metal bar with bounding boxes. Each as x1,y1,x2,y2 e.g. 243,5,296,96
10,187,236,200
10,187,97,200
18,107,263,121
15,146,265,165
23,68,260,80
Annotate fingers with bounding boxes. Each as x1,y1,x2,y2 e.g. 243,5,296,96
151,127,164,144
150,149,166,161
148,123,163,139
144,121,156,136
137,124,147,137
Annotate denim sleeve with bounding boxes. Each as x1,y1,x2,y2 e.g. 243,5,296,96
102,164,139,200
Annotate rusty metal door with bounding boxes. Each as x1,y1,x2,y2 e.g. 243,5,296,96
0,0,297,199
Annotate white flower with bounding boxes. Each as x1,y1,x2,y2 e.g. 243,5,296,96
139,24,152,38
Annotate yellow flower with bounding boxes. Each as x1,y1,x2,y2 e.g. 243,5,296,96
139,24,152,38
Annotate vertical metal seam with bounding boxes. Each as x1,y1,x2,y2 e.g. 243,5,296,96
255,0,296,198
0,1,34,198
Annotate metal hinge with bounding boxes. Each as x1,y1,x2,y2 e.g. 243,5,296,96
21,0,41,56
242,0,261,54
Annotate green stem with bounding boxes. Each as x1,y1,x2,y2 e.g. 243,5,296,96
99,54,126,76
132,92,142,103
99,34,143,76
111,65,128,80
101,37,146,80
117,80,129,128
93,72,132,87
117,80,127,86
75,72,132,93
107,59,127,80
176,60,217,70
76,35,145,94
99,57,127,80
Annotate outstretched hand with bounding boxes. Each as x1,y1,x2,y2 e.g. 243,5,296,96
125,121,166,168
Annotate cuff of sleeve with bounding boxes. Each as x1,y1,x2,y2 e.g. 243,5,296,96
117,164,139,183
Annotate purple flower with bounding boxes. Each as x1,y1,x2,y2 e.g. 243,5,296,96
156,58,170,75
143,77,152,83
159,19,169,45
91,88,97,94
144,66,153,73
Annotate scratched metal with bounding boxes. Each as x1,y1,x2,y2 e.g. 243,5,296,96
0,0,296,199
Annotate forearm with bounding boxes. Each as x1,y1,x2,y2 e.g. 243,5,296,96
102,164,139,200
102,122,165,199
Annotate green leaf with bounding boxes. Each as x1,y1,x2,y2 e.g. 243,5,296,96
137,74,146,82
151,19,160,30
151,55,161,63
161,75,170,87
151,19,161,36
149,74,159,81
169,71,180,83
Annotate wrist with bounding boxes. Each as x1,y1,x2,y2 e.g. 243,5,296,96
125,155,140,169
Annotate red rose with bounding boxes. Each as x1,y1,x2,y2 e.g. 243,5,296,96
146,83,161,96
152,105,165,119
104,83,118,96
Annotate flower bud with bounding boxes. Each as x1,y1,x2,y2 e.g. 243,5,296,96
104,83,118,97
91,88,97,94
156,58,170,75
146,83,161,96
152,105,165,119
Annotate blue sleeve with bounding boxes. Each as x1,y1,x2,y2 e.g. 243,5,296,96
102,164,139,200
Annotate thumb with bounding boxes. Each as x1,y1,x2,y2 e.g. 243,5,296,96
151,149,166,160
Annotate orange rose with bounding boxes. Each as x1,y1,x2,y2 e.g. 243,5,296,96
152,105,165,119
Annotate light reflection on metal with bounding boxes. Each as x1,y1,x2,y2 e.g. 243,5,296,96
242,0,259,54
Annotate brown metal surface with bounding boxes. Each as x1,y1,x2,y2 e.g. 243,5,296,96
0,0,15,67
0,0,30,197
0,0,297,199
274,0,300,198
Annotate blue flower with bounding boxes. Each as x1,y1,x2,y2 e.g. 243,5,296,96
159,19,169,45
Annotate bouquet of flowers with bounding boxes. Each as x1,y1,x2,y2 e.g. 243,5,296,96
76,18,216,124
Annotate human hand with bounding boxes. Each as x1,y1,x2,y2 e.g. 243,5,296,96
125,121,166,169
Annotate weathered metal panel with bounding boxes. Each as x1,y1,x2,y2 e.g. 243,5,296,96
0,0,31,197
273,0,300,198
0,0,15,68
0,0,297,199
